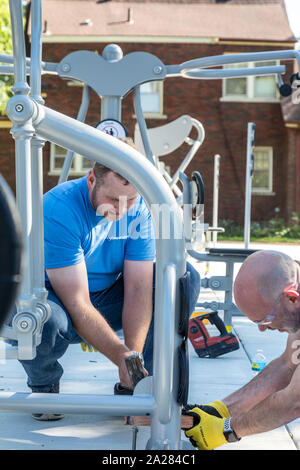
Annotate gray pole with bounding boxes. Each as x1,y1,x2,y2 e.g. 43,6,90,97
212,154,221,245
29,0,51,326
244,123,256,249
101,44,123,121
8,0,33,297
58,84,91,184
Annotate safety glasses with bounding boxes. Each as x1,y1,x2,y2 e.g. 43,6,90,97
254,287,299,327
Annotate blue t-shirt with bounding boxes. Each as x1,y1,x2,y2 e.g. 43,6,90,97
44,175,155,292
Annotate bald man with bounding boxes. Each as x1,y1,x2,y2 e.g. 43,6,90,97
184,250,300,450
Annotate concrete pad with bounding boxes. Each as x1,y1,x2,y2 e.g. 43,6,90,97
0,242,299,451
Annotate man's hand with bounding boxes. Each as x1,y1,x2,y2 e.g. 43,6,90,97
193,400,230,418
183,406,228,450
118,350,148,389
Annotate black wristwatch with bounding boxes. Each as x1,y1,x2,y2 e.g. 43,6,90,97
223,418,241,443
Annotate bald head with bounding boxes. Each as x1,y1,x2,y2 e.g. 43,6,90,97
234,250,299,322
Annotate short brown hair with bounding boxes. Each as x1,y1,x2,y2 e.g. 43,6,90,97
93,137,138,186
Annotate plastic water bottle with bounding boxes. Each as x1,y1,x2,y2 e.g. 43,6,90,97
251,349,266,373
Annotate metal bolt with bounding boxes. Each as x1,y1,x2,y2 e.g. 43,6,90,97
153,66,162,75
211,280,221,289
61,63,71,73
15,104,24,112
20,320,29,329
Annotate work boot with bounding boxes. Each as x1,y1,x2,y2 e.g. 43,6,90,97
114,382,134,395
32,383,64,421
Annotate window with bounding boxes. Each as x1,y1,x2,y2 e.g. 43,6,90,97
222,60,279,102
252,147,273,194
140,80,164,116
49,143,92,176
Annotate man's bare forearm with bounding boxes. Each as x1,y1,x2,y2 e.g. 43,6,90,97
122,286,153,353
232,364,300,437
223,354,295,416
69,300,130,366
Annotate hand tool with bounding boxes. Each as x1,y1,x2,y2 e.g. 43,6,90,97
188,311,239,358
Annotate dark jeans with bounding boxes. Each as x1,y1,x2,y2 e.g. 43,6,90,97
17,262,200,392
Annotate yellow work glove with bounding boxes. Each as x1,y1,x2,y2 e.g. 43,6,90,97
183,407,228,451
198,400,230,419
81,342,98,352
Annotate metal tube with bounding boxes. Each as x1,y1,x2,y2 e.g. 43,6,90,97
0,392,155,416
30,138,46,291
0,54,30,66
29,0,46,296
181,65,285,80
8,0,29,95
32,104,180,211
0,65,54,76
150,255,183,446
14,138,33,296
162,168,182,198
30,0,43,101
153,263,176,425
166,49,300,76
100,44,123,121
101,96,122,122
170,119,205,188
59,85,91,184
0,65,29,75
133,85,156,166
244,123,255,249
224,261,234,328
0,53,58,74
212,154,221,245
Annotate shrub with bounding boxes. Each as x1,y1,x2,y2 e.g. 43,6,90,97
218,213,300,240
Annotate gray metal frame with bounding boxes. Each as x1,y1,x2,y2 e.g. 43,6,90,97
1,0,300,450
244,123,256,249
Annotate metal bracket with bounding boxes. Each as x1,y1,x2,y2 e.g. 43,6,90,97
58,50,167,98
201,275,232,291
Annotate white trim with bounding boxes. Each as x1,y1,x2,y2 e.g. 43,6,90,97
252,146,273,195
40,36,295,47
132,113,168,120
41,35,219,44
220,97,280,103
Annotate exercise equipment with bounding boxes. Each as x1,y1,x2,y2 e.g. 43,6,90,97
1,0,300,450
134,115,205,199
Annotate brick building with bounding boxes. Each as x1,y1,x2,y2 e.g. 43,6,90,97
0,0,299,225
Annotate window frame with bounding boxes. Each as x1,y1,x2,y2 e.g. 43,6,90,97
49,143,92,176
251,146,274,195
221,60,280,103
138,80,166,118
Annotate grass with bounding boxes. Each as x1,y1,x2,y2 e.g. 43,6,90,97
217,214,300,244
218,235,300,244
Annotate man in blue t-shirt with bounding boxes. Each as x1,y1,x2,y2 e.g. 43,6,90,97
17,140,200,421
